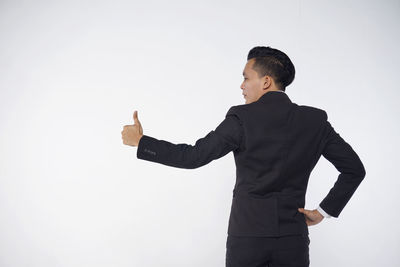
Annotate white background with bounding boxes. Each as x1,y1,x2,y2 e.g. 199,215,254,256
0,0,399,266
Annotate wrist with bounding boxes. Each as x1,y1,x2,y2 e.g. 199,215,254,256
317,206,331,218
137,134,144,147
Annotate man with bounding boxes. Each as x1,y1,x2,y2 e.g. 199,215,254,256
121,46,366,266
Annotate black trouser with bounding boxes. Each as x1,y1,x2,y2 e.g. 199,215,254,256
225,234,310,267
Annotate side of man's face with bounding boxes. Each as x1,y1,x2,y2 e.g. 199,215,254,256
240,58,272,104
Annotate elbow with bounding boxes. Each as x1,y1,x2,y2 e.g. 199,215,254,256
182,153,206,169
358,155,366,179
186,165,199,170
190,162,205,169
183,162,202,169
359,160,366,178
352,156,366,182
356,164,366,182
360,166,366,180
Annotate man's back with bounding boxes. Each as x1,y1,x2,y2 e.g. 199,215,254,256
223,90,366,237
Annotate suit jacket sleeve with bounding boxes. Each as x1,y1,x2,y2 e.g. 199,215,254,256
136,107,243,169
319,111,366,218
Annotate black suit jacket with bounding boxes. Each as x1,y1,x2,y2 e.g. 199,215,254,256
136,91,366,237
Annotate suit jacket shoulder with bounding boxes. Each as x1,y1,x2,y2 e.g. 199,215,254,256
297,104,327,119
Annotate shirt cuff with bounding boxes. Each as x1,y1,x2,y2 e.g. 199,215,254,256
317,205,332,218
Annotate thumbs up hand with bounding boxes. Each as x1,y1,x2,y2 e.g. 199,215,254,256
121,110,143,147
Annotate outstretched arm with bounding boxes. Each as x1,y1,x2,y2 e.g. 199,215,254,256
122,107,243,169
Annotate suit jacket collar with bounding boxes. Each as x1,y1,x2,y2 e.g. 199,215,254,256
257,90,292,104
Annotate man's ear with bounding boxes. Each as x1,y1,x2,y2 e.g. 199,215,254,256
262,75,272,90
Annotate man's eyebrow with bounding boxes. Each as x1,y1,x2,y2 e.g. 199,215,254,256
242,71,246,76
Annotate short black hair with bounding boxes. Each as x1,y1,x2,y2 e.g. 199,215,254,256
247,46,295,91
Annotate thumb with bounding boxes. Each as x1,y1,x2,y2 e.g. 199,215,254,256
298,208,308,214
133,110,140,125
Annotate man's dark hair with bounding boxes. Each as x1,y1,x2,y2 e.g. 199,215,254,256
247,46,295,91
